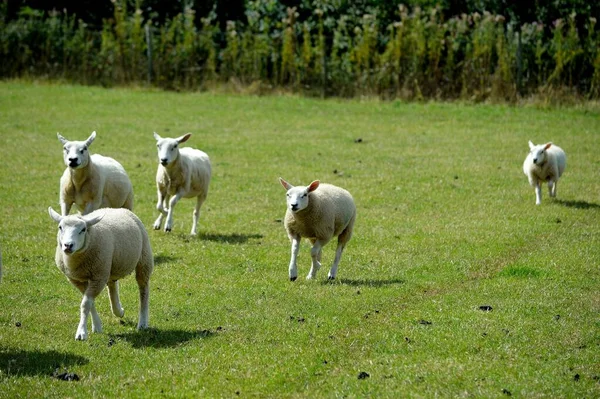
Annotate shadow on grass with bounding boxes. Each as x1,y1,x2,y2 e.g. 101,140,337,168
0,347,88,376
556,199,600,209
154,254,178,265
323,278,405,287
110,327,215,349
196,232,263,244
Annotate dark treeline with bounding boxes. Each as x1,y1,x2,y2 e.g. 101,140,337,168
2,0,599,101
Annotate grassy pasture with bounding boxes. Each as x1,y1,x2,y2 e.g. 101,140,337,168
0,81,599,398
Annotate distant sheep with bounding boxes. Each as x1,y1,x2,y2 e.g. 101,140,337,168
57,132,134,215
48,207,153,340
523,140,566,205
279,178,356,281
153,132,211,235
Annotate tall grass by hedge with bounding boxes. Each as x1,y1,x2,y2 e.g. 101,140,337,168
1,2,599,102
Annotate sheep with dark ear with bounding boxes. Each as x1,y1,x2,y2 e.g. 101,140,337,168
49,207,153,340
523,141,567,205
279,178,356,281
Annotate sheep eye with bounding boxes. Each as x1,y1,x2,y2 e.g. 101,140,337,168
58,226,63,231
80,227,86,234
173,144,178,149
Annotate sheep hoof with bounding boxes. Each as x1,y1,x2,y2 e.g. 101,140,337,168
165,227,171,233
290,276,297,282
328,276,335,280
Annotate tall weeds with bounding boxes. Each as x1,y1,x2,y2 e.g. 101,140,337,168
1,2,599,101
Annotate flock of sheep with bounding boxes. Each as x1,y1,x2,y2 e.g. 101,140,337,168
41,131,565,340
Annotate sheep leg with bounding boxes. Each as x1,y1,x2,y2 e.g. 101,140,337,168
164,192,183,233
136,277,150,330
534,182,542,205
328,242,346,280
288,235,301,281
70,279,103,340
153,189,168,230
107,280,125,318
60,201,72,216
329,219,354,280
548,180,557,198
307,240,324,280
191,195,206,236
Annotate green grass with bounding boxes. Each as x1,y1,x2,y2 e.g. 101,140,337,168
0,81,599,398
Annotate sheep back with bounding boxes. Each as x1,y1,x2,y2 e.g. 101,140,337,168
284,184,356,242
55,208,152,283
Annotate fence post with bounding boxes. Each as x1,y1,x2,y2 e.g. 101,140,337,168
145,24,153,85
516,29,523,97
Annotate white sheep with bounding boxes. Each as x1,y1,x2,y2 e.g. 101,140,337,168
279,178,356,281
48,207,153,340
58,131,134,215
153,132,211,235
523,140,567,205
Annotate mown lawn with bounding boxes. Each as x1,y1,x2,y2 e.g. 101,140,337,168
0,81,598,398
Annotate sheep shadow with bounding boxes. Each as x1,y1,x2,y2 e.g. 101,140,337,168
196,232,263,244
556,199,600,210
0,346,88,377
110,327,215,349
323,278,406,287
154,254,178,265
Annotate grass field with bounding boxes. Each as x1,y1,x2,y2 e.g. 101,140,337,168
0,81,599,398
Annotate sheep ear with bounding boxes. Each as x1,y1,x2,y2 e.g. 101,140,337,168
307,180,320,192
153,132,162,141
86,131,96,147
544,142,552,150
528,140,535,150
177,133,192,143
57,133,68,145
279,177,293,190
48,207,62,223
83,212,104,227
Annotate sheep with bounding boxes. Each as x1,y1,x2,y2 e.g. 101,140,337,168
57,131,134,215
153,132,211,235
279,178,356,281
48,207,153,340
523,140,567,205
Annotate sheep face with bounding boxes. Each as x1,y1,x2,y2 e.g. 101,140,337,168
280,178,320,213
154,132,191,167
57,132,96,169
528,141,552,166
48,207,103,254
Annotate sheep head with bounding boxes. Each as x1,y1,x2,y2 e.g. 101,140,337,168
48,207,103,254
279,178,320,213
154,132,191,167
528,140,552,166
57,131,95,169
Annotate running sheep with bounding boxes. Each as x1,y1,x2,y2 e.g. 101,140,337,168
279,178,356,281
48,207,153,340
153,132,211,235
57,131,134,215
523,140,567,205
